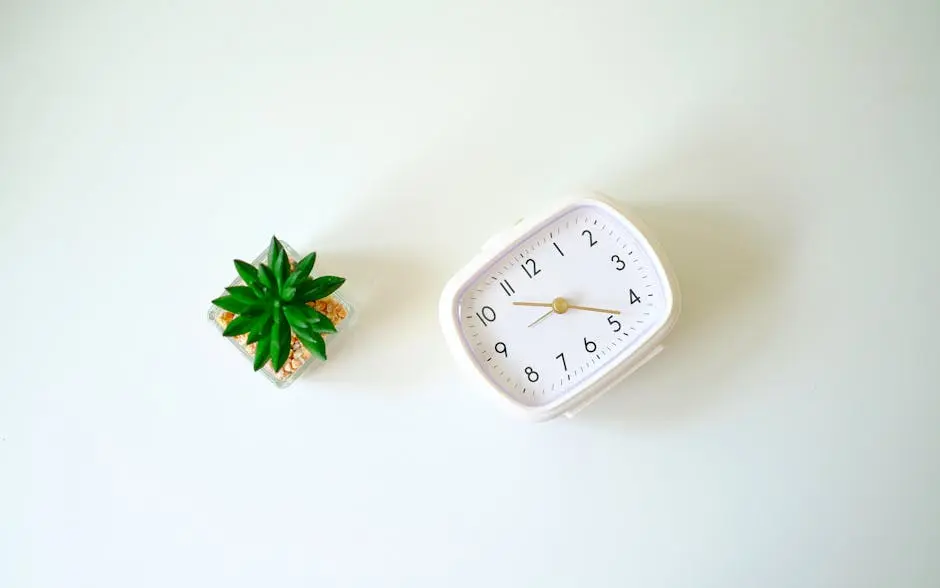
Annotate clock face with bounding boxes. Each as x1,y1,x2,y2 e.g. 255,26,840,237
454,202,672,409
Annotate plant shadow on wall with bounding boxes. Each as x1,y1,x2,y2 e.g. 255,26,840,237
573,201,789,426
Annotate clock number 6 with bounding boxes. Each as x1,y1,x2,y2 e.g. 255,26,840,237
524,366,539,382
583,338,597,353
610,254,625,271
607,315,621,332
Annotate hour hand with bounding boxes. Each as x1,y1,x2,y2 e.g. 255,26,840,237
513,298,621,315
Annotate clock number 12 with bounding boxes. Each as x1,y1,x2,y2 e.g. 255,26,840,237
522,258,541,279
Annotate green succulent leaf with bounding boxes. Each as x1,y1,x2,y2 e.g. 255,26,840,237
267,236,290,287
284,305,335,334
277,314,292,370
286,252,317,287
269,310,291,372
307,309,337,333
293,305,337,333
297,276,346,303
253,336,271,371
233,259,261,287
297,331,326,361
258,264,276,290
225,285,260,304
294,322,334,342
245,312,272,344
273,248,289,287
211,295,255,314
283,306,308,332
268,236,286,269
269,317,282,367
222,314,258,337
280,285,297,302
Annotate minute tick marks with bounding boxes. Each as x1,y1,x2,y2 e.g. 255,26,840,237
451,202,671,413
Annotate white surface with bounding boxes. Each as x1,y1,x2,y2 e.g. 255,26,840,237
2,1,938,586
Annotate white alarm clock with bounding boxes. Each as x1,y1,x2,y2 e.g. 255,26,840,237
439,194,680,421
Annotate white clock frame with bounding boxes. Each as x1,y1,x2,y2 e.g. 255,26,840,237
439,194,681,422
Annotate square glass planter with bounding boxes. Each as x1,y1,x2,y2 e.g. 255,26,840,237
207,240,355,388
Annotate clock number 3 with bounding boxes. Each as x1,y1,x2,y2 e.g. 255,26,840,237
610,255,626,271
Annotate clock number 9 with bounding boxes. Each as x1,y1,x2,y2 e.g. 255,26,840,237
495,341,508,357
524,366,539,382
583,338,597,353
610,255,625,271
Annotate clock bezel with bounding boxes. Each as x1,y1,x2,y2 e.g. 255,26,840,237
439,194,680,421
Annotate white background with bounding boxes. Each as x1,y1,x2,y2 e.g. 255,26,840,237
2,1,938,586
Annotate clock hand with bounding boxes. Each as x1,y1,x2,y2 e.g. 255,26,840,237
567,304,621,315
512,301,555,308
527,309,554,328
513,298,622,315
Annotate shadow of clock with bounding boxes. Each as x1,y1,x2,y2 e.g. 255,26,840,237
573,202,790,427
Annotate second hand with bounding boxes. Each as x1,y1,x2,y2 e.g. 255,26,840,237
527,310,554,328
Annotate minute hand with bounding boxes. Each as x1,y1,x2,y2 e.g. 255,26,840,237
512,301,621,315
567,304,621,315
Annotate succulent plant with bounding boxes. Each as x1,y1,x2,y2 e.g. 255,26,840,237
211,236,346,372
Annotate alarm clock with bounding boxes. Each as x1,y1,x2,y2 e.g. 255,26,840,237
439,194,680,421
